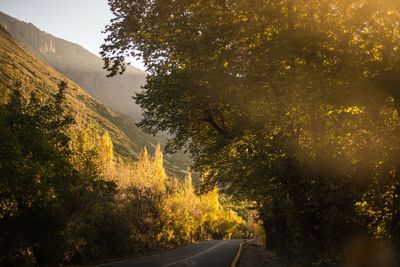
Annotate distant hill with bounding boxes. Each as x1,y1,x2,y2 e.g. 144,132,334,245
0,11,146,120
0,24,189,177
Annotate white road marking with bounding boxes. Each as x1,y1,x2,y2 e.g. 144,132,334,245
95,251,164,266
161,240,229,267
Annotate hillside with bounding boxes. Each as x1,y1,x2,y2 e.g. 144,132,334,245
0,11,146,120
0,25,189,176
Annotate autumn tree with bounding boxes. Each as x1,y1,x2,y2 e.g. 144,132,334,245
99,132,115,178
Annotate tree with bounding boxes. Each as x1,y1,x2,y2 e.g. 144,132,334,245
0,82,76,265
151,144,167,192
102,1,400,265
98,132,115,178
0,82,118,266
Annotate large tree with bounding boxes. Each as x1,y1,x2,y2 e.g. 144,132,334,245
102,1,400,265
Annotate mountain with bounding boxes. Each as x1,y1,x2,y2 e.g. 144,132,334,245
0,11,145,120
0,24,189,176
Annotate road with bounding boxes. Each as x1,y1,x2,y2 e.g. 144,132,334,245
96,239,244,267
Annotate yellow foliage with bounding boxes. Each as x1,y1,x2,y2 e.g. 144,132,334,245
72,135,255,246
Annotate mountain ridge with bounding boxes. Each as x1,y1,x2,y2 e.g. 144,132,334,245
0,11,146,120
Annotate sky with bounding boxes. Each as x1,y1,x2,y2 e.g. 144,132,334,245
0,0,145,70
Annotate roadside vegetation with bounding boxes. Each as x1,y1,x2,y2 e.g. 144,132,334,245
0,83,254,266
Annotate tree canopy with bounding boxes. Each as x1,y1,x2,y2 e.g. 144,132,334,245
102,1,400,265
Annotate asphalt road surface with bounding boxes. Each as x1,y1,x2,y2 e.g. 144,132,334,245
96,239,244,267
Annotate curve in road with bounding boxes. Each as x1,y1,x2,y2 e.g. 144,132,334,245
96,239,244,267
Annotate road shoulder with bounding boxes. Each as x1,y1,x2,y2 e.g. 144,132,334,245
238,240,285,267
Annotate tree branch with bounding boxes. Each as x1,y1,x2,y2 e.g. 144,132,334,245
203,109,227,135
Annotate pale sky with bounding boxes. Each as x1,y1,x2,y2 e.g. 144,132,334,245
0,0,145,70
